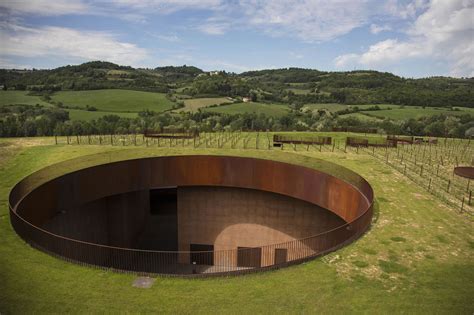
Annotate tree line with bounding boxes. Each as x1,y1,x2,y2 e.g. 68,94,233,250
1,104,472,139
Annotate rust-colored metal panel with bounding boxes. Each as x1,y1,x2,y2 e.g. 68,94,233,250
9,155,374,276
454,166,474,179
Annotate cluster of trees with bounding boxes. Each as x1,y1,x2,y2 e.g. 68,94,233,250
337,114,473,138
184,74,252,98
1,104,472,138
0,105,69,137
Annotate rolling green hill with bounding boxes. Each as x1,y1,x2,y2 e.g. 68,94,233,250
0,91,51,107
179,97,232,112
2,62,473,108
50,89,175,113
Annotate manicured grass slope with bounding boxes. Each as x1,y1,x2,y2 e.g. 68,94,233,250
0,139,473,313
0,91,51,107
181,97,231,112
51,89,175,113
203,102,290,117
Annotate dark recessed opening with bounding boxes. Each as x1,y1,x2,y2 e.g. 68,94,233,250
237,247,262,268
274,248,288,265
190,244,214,265
136,188,178,251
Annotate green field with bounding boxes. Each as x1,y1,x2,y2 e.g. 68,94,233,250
0,91,51,107
362,107,474,120
339,112,383,122
0,137,472,313
180,97,232,112
302,103,396,113
286,88,312,95
202,102,290,117
50,89,175,113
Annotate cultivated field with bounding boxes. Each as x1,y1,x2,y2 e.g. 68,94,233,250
302,103,473,121
202,102,290,117
0,133,472,313
0,90,51,107
339,112,383,122
50,89,175,113
179,97,232,112
2,90,472,122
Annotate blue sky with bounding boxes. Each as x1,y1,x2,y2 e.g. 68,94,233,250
0,0,472,78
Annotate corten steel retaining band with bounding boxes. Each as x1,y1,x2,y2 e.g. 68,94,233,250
346,137,397,148
454,166,474,180
9,155,374,276
273,134,332,145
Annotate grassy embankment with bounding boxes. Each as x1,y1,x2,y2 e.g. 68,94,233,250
0,136,472,313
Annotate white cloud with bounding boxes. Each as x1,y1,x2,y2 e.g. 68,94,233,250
384,0,429,19
335,0,474,77
107,0,223,14
0,24,148,66
0,0,223,20
0,57,32,69
370,23,392,34
146,32,181,42
0,0,89,16
237,0,371,42
200,59,252,72
289,52,304,59
334,53,360,68
198,23,228,35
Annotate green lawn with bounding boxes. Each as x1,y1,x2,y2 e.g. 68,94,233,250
202,102,290,117
0,91,51,107
180,97,232,112
0,138,472,313
362,107,474,120
50,89,175,113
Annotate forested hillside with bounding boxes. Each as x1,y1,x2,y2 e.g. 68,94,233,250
1,62,472,108
1,62,473,138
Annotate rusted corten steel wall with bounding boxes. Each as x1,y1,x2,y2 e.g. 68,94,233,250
273,134,332,145
454,166,474,180
9,155,374,276
346,137,397,148
387,135,414,144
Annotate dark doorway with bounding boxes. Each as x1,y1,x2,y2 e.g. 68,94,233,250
237,247,262,268
190,244,214,265
136,188,178,251
150,187,177,216
274,248,288,265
